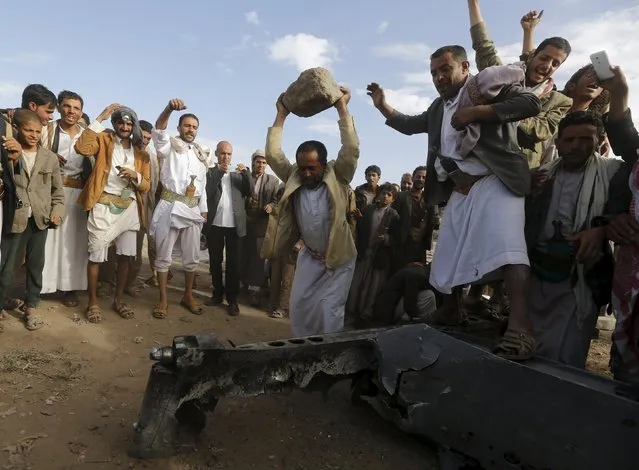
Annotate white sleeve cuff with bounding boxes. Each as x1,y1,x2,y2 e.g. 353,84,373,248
89,120,106,133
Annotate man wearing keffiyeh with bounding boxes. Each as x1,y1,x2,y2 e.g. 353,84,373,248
74,103,151,324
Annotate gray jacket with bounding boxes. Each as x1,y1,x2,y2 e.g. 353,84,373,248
205,165,254,237
7,146,65,233
385,84,542,205
246,172,280,238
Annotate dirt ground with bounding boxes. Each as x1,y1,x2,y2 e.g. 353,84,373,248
0,261,436,470
0,259,614,470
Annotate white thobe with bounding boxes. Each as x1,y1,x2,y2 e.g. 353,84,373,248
42,126,89,293
149,129,207,272
87,124,142,262
429,97,529,293
289,184,355,337
144,141,160,226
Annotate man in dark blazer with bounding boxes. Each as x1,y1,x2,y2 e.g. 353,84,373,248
367,44,542,361
205,141,254,315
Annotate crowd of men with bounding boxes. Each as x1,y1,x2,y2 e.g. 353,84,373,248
1,1,639,387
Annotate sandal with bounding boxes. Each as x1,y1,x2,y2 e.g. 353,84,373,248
4,298,24,311
152,304,167,319
144,275,158,287
86,305,102,323
20,308,44,331
62,292,80,308
492,330,538,361
180,298,204,315
112,302,135,319
269,309,284,319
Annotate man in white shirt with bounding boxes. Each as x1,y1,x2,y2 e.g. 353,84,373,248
149,98,208,319
41,90,90,307
74,105,151,323
205,141,253,316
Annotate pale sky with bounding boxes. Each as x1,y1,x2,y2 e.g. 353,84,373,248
2,0,638,185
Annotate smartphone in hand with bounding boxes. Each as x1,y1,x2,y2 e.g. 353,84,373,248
590,51,615,81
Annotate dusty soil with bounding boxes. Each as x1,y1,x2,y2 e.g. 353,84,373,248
0,257,615,470
0,262,436,470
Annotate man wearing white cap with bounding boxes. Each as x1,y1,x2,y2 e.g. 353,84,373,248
241,150,280,305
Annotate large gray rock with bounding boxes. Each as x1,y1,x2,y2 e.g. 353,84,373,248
281,67,343,118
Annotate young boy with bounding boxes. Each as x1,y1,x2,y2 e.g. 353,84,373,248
346,183,399,325
0,109,65,331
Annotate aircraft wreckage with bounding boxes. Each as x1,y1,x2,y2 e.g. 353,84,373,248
128,323,638,470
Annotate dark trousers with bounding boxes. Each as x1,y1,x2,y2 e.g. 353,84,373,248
207,226,241,304
241,236,267,289
0,217,48,308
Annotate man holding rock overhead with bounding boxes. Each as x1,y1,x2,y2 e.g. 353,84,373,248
262,83,359,337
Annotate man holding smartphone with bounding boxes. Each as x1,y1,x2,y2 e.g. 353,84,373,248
74,105,151,324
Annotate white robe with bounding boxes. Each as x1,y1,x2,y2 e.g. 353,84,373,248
429,97,528,293
41,187,88,293
149,129,207,267
41,125,89,293
289,184,355,337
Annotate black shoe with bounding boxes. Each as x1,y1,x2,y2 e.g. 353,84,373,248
205,297,224,307
227,303,240,316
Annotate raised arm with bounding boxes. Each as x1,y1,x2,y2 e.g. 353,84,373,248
602,66,638,167
520,10,543,57
332,88,360,185
74,103,119,157
367,82,430,135
265,96,295,182
467,0,502,71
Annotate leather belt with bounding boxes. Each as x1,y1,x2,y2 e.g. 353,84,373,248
97,192,134,209
439,156,486,196
63,177,85,189
160,188,200,209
